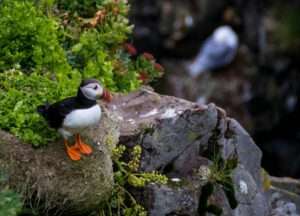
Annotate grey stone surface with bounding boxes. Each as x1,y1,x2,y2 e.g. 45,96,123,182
110,89,296,216
140,104,218,172
268,177,300,215
232,166,258,205
144,184,200,216
227,119,263,188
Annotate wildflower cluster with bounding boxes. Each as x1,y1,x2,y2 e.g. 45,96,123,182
137,52,165,84
112,144,126,161
128,171,168,187
103,144,168,215
122,43,165,84
128,145,142,172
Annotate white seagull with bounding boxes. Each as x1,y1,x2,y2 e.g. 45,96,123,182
187,26,239,77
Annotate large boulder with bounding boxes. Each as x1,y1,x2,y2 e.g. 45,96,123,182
109,87,271,216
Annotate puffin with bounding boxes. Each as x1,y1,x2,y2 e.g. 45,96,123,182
37,79,112,161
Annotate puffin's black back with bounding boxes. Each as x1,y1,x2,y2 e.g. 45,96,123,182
37,88,97,129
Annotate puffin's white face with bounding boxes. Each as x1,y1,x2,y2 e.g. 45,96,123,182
80,82,104,100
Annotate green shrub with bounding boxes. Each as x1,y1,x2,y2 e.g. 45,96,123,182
0,0,163,146
57,0,105,17
0,70,82,145
0,0,70,74
0,188,23,216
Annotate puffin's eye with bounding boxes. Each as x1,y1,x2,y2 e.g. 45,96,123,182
93,85,98,90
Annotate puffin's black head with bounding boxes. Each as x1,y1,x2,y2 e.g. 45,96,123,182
78,79,112,102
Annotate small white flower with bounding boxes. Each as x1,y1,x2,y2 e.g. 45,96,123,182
198,166,211,180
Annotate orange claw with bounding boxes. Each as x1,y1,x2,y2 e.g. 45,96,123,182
76,134,93,155
64,139,81,161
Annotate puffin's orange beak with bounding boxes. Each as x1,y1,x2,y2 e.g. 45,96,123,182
102,89,112,102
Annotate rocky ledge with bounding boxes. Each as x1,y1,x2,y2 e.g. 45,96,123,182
1,87,299,215
109,87,270,216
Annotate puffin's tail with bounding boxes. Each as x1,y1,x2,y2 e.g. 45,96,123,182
37,102,50,119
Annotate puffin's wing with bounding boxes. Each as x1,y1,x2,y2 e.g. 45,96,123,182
46,97,77,129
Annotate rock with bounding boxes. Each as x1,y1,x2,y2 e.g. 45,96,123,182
0,109,119,215
232,166,270,216
232,167,258,205
142,184,200,216
227,119,263,188
139,104,217,172
268,177,300,215
110,88,271,216
1,88,293,215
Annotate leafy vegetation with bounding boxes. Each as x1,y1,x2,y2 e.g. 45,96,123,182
99,145,168,216
197,152,238,215
0,0,166,214
0,188,23,216
0,172,23,216
209,156,238,209
0,0,69,74
0,0,163,146
0,70,81,145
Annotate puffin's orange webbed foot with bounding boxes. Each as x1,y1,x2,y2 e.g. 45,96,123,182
76,134,93,155
64,140,81,161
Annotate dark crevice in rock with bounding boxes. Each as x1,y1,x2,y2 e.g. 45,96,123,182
198,182,214,215
224,120,236,139
203,119,222,160
223,180,238,209
162,161,175,175
206,204,223,216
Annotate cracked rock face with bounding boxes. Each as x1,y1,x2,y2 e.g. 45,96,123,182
110,88,271,216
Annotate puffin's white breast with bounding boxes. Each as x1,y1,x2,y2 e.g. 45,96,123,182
63,105,101,129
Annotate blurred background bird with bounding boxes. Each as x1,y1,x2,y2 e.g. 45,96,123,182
186,25,239,77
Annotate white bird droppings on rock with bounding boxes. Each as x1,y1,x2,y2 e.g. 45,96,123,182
239,180,248,194
127,119,135,124
160,108,179,119
116,115,123,121
140,108,158,118
171,178,181,183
